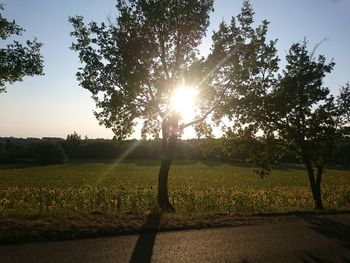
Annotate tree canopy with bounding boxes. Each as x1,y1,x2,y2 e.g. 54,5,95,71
69,0,350,210
70,0,279,210
70,0,216,140
226,40,350,209
0,5,44,93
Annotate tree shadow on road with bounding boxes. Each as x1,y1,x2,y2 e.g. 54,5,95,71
129,211,161,263
298,214,350,249
298,251,350,263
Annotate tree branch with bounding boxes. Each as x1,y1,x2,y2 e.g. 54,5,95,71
158,29,171,80
147,82,165,118
182,100,219,129
182,79,232,129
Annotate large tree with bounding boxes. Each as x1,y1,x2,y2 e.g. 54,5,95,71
0,5,44,93
69,0,278,211
228,41,350,209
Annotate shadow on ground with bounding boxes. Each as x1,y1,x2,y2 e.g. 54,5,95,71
129,211,161,263
298,214,350,249
298,251,350,263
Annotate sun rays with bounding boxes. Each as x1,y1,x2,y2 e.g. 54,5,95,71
170,86,198,122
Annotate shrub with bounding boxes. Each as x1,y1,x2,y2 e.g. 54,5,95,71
35,142,68,164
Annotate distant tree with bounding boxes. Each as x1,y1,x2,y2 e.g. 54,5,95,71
0,139,28,163
35,142,67,164
0,5,44,93
331,135,350,166
64,132,83,158
69,0,278,211
82,141,117,159
228,41,350,209
0,142,5,162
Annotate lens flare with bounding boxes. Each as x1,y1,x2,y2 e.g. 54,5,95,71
170,86,198,121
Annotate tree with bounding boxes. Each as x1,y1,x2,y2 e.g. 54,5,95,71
230,41,350,209
35,141,68,164
206,0,280,177
64,132,83,158
0,5,44,93
69,0,277,211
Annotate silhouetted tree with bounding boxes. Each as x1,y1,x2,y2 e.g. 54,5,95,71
64,132,83,158
228,41,350,209
83,141,118,159
69,0,278,211
331,135,350,166
0,5,44,93
35,141,67,164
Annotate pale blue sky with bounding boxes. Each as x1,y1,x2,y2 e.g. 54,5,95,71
0,0,349,139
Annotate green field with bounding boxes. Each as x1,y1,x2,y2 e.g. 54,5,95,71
0,160,349,217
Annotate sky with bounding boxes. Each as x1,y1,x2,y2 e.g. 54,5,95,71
0,0,349,139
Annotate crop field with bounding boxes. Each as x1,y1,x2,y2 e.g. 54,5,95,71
0,160,349,217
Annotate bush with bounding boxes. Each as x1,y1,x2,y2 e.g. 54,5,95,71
35,142,68,164
0,142,5,162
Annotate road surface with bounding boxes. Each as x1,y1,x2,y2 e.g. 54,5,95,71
0,214,349,262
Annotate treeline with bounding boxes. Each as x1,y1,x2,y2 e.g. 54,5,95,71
0,133,206,164
0,133,349,166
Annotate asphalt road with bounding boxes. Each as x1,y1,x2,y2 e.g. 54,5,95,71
0,214,349,263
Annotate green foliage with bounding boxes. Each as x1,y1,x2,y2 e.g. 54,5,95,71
222,38,350,209
0,140,28,163
0,142,5,161
0,5,44,93
263,41,342,168
222,128,288,177
69,0,284,209
225,40,350,174
69,0,214,140
331,135,350,167
34,142,67,164
64,132,83,158
69,0,279,140
83,141,119,159
208,0,279,127
2,135,350,165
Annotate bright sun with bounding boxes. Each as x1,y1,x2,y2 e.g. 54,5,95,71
170,86,198,121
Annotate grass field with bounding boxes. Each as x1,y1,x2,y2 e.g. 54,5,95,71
0,160,349,217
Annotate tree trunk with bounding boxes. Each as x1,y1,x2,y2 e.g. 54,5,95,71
304,159,324,210
314,166,324,209
158,157,174,211
157,115,179,212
